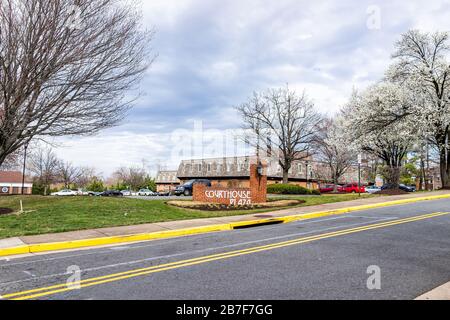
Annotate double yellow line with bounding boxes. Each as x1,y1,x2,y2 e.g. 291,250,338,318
2,211,449,300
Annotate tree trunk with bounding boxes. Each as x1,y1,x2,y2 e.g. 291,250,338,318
385,166,401,189
282,169,289,184
333,178,339,193
440,157,450,189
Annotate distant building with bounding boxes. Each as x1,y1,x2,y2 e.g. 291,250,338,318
155,170,181,193
0,171,33,195
176,156,369,189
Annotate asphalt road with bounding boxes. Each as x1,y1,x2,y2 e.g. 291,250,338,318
0,199,449,300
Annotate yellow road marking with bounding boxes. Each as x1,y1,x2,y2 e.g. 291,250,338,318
3,211,449,300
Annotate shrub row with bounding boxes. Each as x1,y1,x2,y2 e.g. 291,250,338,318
267,183,321,195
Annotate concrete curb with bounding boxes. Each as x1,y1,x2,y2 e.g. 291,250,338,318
1,193,450,258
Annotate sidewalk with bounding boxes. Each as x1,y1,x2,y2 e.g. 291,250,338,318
1,190,449,251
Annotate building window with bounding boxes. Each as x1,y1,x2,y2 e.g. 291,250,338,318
207,164,211,172
198,164,202,172
297,163,303,173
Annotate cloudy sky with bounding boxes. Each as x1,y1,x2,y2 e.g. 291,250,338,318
53,0,450,177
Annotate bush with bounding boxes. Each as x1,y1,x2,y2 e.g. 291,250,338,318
267,184,319,195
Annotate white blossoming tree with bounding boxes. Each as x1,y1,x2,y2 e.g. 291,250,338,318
314,116,357,192
342,83,417,188
387,30,450,189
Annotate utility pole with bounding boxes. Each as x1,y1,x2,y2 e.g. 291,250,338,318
358,154,362,197
21,142,29,195
305,161,309,189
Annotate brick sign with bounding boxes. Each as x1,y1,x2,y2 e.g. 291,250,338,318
193,163,267,206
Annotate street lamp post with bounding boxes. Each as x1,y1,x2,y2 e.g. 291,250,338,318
305,161,309,189
357,154,362,198
21,142,29,195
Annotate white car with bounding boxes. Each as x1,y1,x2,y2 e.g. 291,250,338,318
137,189,155,196
120,190,132,196
51,189,78,196
365,186,381,194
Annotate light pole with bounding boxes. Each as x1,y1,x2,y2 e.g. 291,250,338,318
21,142,29,195
305,161,309,189
357,154,362,198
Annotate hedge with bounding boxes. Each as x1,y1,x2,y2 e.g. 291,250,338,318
267,184,321,195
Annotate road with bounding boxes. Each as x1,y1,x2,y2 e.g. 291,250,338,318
0,199,449,300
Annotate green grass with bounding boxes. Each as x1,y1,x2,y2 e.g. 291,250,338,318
0,194,375,239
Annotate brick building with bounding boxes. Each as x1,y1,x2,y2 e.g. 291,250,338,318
0,171,33,195
176,156,369,189
155,170,181,193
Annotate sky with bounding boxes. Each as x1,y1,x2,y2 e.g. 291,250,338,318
53,0,450,177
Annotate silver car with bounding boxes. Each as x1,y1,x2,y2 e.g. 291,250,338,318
365,186,381,194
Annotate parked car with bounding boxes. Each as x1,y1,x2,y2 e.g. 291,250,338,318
342,183,366,193
51,189,78,196
399,184,416,192
87,191,102,196
319,184,344,193
120,190,132,196
137,189,155,196
365,185,381,194
99,190,124,197
75,189,89,196
381,184,415,192
174,179,212,196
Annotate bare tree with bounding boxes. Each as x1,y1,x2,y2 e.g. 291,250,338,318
314,117,356,192
0,148,21,170
113,166,149,191
75,167,97,188
236,86,322,183
0,0,154,167
28,146,59,195
57,161,82,188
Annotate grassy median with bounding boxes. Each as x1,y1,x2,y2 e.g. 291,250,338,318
0,194,373,239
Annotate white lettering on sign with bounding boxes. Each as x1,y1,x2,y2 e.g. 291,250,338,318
204,189,252,206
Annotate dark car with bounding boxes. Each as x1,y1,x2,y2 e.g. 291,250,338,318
381,184,415,192
174,179,212,196
99,190,124,197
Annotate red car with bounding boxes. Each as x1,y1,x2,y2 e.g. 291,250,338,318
342,183,365,193
319,184,344,193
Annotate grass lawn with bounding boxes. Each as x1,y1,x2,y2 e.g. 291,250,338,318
0,194,374,239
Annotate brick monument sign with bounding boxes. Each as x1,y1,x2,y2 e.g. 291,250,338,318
193,162,267,205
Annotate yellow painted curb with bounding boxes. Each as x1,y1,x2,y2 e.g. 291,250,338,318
0,245,30,256
1,193,449,258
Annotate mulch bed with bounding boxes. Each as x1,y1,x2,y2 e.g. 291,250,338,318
167,199,305,211
0,208,14,215
374,189,409,195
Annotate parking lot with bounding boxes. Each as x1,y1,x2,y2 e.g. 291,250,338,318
129,195,193,201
